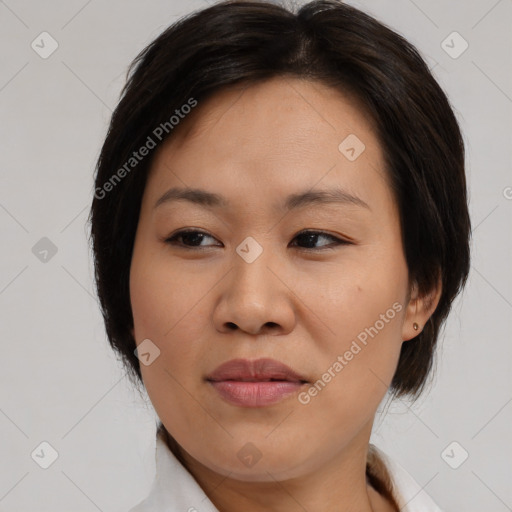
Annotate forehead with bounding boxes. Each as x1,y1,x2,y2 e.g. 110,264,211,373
167,77,379,152
144,77,391,213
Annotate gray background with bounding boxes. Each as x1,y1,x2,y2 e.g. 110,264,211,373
1,0,511,511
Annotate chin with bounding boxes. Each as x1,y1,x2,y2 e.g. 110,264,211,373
194,445,310,482
212,462,305,483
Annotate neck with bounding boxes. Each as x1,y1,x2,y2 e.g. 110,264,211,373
160,424,397,512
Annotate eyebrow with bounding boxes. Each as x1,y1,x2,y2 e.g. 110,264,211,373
154,186,371,212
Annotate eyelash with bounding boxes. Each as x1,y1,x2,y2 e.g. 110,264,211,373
164,229,352,251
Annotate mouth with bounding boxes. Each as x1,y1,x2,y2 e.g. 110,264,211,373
206,358,309,407
205,357,309,383
212,378,309,383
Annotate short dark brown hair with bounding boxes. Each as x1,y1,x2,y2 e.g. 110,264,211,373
88,0,471,401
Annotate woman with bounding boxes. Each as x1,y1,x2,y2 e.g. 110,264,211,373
88,1,471,510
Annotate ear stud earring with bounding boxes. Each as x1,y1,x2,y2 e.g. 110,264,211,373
413,322,419,331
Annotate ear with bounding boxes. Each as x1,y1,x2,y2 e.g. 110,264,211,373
401,273,442,342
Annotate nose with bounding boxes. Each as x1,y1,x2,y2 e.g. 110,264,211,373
211,248,296,336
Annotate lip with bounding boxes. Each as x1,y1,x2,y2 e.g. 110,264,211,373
206,358,309,408
206,357,308,383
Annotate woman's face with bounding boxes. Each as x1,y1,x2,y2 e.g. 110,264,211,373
129,77,421,481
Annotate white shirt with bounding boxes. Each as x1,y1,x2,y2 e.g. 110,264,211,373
128,433,443,512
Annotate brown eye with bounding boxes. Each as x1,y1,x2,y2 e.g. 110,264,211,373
165,230,220,248
165,229,351,251
290,230,351,250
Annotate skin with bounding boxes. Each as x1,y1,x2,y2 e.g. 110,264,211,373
129,77,441,512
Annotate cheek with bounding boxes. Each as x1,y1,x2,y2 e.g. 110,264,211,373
130,255,210,435
130,253,216,389
130,250,205,339
298,312,404,444
313,249,407,341
304,257,407,416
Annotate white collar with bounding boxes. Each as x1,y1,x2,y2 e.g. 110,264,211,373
129,433,443,512
371,445,443,511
